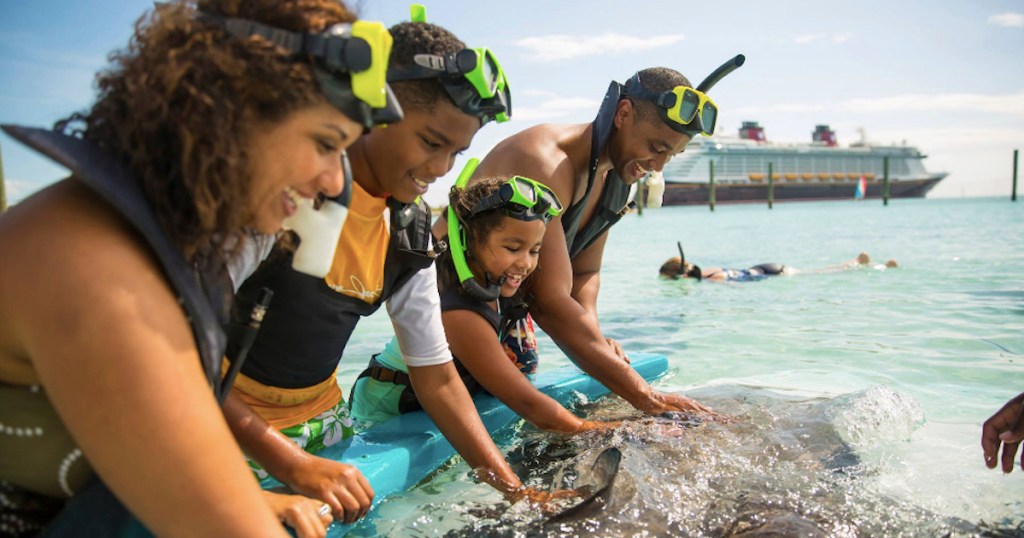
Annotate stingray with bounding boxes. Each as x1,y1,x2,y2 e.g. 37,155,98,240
542,446,621,526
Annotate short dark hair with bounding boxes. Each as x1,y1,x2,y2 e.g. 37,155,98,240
627,67,692,125
388,22,466,112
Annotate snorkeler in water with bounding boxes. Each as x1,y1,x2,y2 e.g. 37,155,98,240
660,243,898,282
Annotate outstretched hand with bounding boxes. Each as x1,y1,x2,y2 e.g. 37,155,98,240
262,491,333,538
513,487,580,515
640,390,729,422
283,455,374,524
982,391,1024,473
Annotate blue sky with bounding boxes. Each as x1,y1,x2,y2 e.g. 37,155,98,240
2,0,1022,206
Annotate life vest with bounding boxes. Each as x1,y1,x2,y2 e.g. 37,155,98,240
1,124,233,537
0,125,231,400
560,82,635,260
437,288,531,396
234,197,435,388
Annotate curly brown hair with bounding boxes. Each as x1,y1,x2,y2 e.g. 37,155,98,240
61,0,356,261
388,22,466,113
437,177,527,297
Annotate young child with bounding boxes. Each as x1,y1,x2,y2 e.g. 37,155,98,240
350,169,620,436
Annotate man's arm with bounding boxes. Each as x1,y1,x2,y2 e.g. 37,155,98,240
568,231,611,326
532,222,712,415
528,221,662,409
223,392,374,524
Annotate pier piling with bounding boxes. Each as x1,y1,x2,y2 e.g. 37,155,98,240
1013,149,1019,202
883,156,890,206
708,160,716,211
767,162,774,209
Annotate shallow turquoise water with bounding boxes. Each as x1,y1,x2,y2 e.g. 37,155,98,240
340,197,1024,535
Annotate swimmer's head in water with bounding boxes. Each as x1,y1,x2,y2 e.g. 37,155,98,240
659,257,702,281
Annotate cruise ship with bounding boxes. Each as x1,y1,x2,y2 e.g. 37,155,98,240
659,122,948,205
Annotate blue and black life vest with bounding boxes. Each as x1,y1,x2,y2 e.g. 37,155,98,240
1,125,233,537
234,197,436,388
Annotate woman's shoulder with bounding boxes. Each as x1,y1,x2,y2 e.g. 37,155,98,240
0,179,173,307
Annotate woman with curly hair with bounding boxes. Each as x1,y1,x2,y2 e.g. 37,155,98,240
0,0,396,535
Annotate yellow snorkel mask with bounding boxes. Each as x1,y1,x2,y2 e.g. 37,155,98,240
624,55,745,136
211,14,404,130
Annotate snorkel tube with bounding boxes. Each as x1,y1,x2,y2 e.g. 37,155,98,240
696,54,745,94
448,158,505,302
283,152,353,278
677,241,702,281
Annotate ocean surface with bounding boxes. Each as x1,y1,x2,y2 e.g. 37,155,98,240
338,196,1024,537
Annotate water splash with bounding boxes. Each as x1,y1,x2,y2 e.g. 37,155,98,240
366,385,1021,537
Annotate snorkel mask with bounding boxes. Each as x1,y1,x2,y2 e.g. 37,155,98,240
283,152,354,278
387,6,512,125
447,159,564,301
624,54,745,136
207,14,404,130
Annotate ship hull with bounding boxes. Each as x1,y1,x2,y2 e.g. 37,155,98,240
662,176,945,206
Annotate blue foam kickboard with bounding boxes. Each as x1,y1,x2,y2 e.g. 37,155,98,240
265,352,668,536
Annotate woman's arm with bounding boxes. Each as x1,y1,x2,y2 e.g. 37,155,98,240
3,183,287,537
442,309,613,434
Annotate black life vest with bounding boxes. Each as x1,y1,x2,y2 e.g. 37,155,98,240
440,288,530,395
560,81,635,260
235,197,435,388
1,125,231,400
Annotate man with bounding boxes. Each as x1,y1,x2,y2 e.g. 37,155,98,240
463,61,741,415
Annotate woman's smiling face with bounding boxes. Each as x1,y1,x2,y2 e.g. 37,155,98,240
246,102,363,234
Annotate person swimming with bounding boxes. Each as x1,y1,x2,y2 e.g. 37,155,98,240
660,243,897,282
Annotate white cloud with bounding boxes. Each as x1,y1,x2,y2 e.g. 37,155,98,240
988,12,1024,27
839,90,1024,115
521,89,559,98
515,33,685,61
734,90,1024,117
732,103,827,114
512,95,601,122
832,32,853,44
793,34,823,44
792,33,853,45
